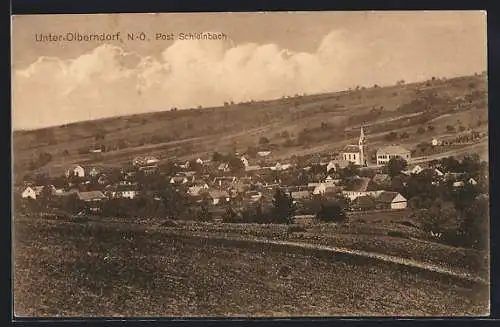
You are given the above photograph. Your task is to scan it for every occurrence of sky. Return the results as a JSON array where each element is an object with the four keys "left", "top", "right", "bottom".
[{"left": 11, "top": 11, "right": 487, "bottom": 130}]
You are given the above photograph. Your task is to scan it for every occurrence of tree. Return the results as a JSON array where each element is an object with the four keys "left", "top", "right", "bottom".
[
  {"left": 316, "top": 201, "right": 346, "bottom": 223},
  {"left": 212, "top": 151, "right": 224, "bottom": 162},
  {"left": 385, "top": 132, "right": 398, "bottom": 141},
  {"left": 417, "top": 126, "right": 426, "bottom": 134},
  {"left": 446, "top": 125, "right": 456, "bottom": 132},
  {"left": 272, "top": 188, "right": 295, "bottom": 224},
  {"left": 259, "top": 136, "right": 270, "bottom": 146},
  {"left": 227, "top": 155, "right": 245, "bottom": 173},
  {"left": 61, "top": 194, "right": 86, "bottom": 215},
  {"left": 246, "top": 146, "right": 258, "bottom": 158},
  {"left": 384, "top": 156, "right": 408, "bottom": 178},
  {"left": 417, "top": 199, "right": 458, "bottom": 234},
  {"left": 427, "top": 125, "right": 435, "bottom": 132},
  {"left": 460, "top": 196, "right": 489, "bottom": 250}
]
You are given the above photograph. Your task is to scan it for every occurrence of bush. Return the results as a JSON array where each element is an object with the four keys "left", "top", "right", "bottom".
[
  {"left": 387, "top": 231, "right": 407, "bottom": 238},
  {"left": 287, "top": 226, "right": 307, "bottom": 233},
  {"left": 316, "top": 202, "right": 346, "bottom": 223}
]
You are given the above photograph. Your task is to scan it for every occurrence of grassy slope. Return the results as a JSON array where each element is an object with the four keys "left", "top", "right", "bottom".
[
  {"left": 13, "top": 74, "right": 488, "bottom": 179},
  {"left": 14, "top": 218, "right": 489, "bottom": 317}
]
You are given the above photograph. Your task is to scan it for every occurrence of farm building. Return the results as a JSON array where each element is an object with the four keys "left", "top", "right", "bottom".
[
  {"left": 351, "top": 195, "right": 377, "bottom": 211},
  {"left": 341, "top": 177, "right": 381, "bottom": 201},
  {"left": 65, "top": 164, "right": 85, "bottom": 178},
  {"left": 207, "top": 190, "right": 231, "bottom": 205},
  {"left": 21, "top": 186, "right": 50, "bottom": 200},
  {"left": 77, "top": 191, "right": 107, "bottom": 202},
  {"left": 376, "top": 145, "right": 411, "bottom": 166},
  {"left": 375, "top": 192, "right": 407, "bottom": 210}
]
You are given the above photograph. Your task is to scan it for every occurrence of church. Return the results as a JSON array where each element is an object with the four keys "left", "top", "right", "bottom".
[{"left": 340, "top": 127, "right": 367, "bottom": 166}]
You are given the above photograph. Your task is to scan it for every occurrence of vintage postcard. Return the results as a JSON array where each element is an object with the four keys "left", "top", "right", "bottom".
[{"left": 12, "top": 11, "right": 489, "bottom": 317}]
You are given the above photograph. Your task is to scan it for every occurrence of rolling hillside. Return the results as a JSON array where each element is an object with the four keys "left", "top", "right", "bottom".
[{"left": 12, "top": 73, "right": 488, "bottom": 182}]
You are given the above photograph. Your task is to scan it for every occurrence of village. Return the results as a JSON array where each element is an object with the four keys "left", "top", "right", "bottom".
[{"left": 16, "top": 125, "right": 488, "bottom": 228}]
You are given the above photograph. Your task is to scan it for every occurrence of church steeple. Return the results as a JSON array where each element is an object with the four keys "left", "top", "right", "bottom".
[{"left": 358, "top": 126, "right": 366, "bottom": 166}]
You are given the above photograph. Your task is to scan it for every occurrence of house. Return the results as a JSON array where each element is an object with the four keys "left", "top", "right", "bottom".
[
  {"left": 218, "top": 163, "right": 230, "bottom": 172},
  {"left": 21, "top": 186, "right": 45, "bottom": 199},
  {"left": 375, "top": 192, "right": 407, "bottom": 210},
  {"left": 431, "top": 138, "right": 440, "bottom": 146},
  {"left": 187, "top": 184, "right": 209, "bottom": 197},
  {"left": 409, "top": 165, "right": 424, "bottom": 175},
  {"left": 98, "top": 174, "right": 110, "bottom": 185},
  {"left": 312, "top": 183, "right": 337, "bottom": 195},
  {"left": 139, "top": 165, "right": 158, "bottom": 174},
  {"left": 257, "top": 151, "right": 271, "bottom": 157},
  {"left": 351, "top": 195, "right": 377, "bottom": 211},
  {"left": 245, "top": 165, "right": 261, "bottom": 172},
  {"left": 207, "top": 190, "right": 231, "bottom": 205},
  {"left": 434, "top": 168, "right": 445, "bottom": 178},
  {"left": 65, "top": 165, "right": 85, "bottom": 178},
  {"left": 77, "top": 191, "right": 107, "bottom": 202},
  {"left": 324, "top": 175, "right": 339, "bottom": 185},
  {"left": 213, "top": 176, "right": 237, "bottom": 188},
  {"left": 246, "top": 190, "right": 262, "bottom": 202},
  {"left": 240, "top": 156, "right": 249, "bottom": 168},
  {"left": 88, "top": 167, "right": 101, "bottom": 178},
  {"left": 444, "top": 172, "right": 466, "bottom": 182},
  {"left": 170, "top": 176, "right": 189, "bottom": 185},
  {"left": 341, "top": 177, "right": 382, "bottom": 201},
  {"left": 376, "top": 145, "right": 411, "bottom": 166},
  {"left": 326, "top": 161, "right": 337, "bottom": 173},
  {"left": 107, "top": 185, "right": 140, "bottom": 199},
  {"left": 468, "top": 178, "right": 478, "bottom": 185},
  {"left": 290, "top": 190, "right": 311, "bottom": 203},
  {"left": 270, "top": 162, "right": 292, "bottom": 171}
]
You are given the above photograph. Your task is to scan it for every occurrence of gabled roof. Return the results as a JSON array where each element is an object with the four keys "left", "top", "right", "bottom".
[
  {"left": 352, "top": 195, "right": 377, "bottom": 208},
  {"left": 208, "top": 190, "right": 230, "bottom": 199},
  {"left": 290, "top": 190, "right": 311, "bottom": 199},
  {"left": 376, "top": 191, "right": 406, "bottom": 203},
  {"left": 342, "top": 145, "right": 360, "bottom": 153},
  {"left": 377, "top": 145, "right": 410, "bottom": 155},
  {"left": 343, "top": 177, "right": 373, "bottom": 192},
  {"left": 77, "top": 191, "right": 106, "bottom": 201}
]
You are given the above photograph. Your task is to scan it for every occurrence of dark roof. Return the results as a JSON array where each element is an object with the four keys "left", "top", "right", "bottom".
[
  {"left": 342, "top": 145, "right": 360, "bottom": 153},
  {"left": 77, "top": 191, "right": 106, "bottom": 201},
  {"left": 352, "top": 195, "right": 377, "bottom": 208},
  {"left": 376, "top": 191, "right": 405, "bottom": 203},
  {"left": 344, "top": 177, "right": 373, "bottom": 192}
]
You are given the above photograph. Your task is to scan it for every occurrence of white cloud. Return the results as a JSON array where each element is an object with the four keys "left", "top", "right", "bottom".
[{"left": 12, "top": 28, "right": 485, "bottom": 130}]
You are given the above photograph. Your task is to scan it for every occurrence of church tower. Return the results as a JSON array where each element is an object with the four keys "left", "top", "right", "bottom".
[{"left": 358, "top": 126, "right": 366, "bottom": 166}]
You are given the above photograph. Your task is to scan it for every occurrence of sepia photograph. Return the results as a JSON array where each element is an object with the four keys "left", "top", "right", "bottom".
[{"left": 11, "top": 11, "right": 490, "bottom": 317}]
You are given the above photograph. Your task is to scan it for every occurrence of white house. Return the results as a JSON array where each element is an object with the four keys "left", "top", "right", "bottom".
[
  {"left": 257, "top": 151, "right": 271, "bottom": 157},
  {"left": 376, "top": 145, "right": 411, "bottom": 166},
  {"left": 326, "top": 161, "right": 337, "bottom": 173},
  {"left": 341, "top": 177, "right": 382, "bottom": 201},
  {"left": 195, "top": 158, "right": 204, "bottom": 165},
  {"left": 170, "top": 176, "right": 189, "bottom": 185},
  {"left": 65, "top": 165, "right": 85, "bottom": 178},
  {"left": 187, "top": 184, "right": 209, "bottom": 197},
  {"left": 240, "top": 156, "right": 249, "bottom": 168},
  {"left": 207, "top": 190, "right": 231, "bottom": 205},
  {"left": 376, "top": 191, "right": 407, "bottom": 210},
  {"left": 21, "top": 186, "right": 43, "bottom": 199}
]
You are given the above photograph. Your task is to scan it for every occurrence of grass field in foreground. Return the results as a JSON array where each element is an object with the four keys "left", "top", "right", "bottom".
[{"left": 13, "top": 218, "right": 489, "bottom": 317}]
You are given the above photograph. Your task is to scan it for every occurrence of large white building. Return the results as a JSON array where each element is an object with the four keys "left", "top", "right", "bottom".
[
  {"left": 340, "top": 127, "right": 367, "bottom": 166},
  {"left": 376, "top": 145, "right": 411, "bottom": 166}
]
